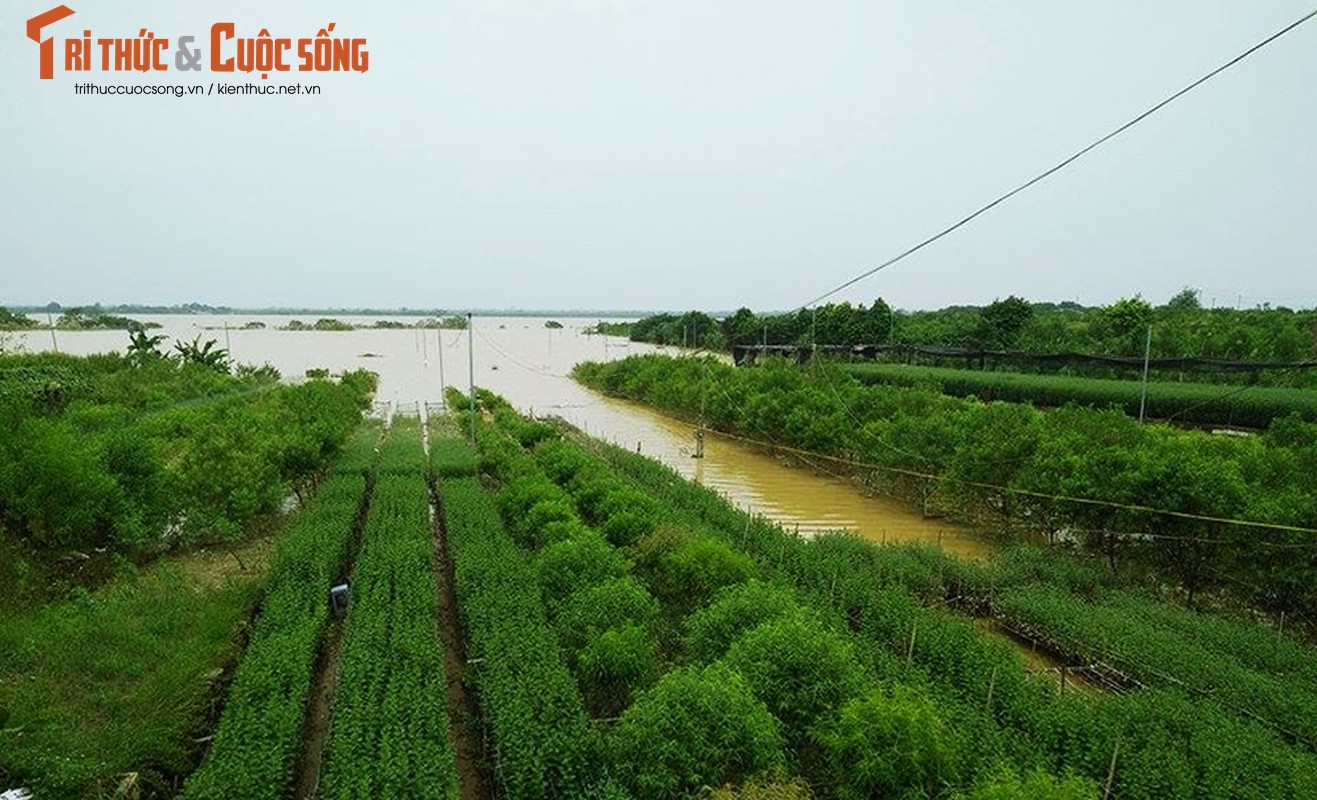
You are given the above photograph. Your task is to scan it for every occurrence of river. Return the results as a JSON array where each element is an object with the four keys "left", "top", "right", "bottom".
[{"left": 11, "top": 314, "right": 991, "bottom": 559}]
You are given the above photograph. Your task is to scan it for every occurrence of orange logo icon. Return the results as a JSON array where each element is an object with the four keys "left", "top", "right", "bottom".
[{"left": 27, "top": 5, "right": 75, "bottom": 79}]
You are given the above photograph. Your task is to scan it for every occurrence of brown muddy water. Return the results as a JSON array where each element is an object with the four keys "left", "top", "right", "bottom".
[{"left": 14, "top": 315, "right": 992, "bottom": 559}]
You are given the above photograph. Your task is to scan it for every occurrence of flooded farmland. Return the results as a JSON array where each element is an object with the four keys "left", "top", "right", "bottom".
[{"left": 13, "top": 314, "right": 992, "bottom": 559}]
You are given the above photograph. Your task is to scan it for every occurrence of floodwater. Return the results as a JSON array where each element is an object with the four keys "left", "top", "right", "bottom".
[{"left": 11, "top": 314, "right": 992, "bottom": 559}]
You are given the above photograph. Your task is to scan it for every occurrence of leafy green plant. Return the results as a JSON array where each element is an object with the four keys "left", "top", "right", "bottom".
[
  {"left": 576, "top": 622, "right": 660, "bottom": 718},
  {"left": 612, "top": 663, "right": 784, "bottom": 799},
  {"left": 723, "top": 613, "right": 867, "bottom": 742},
  {"left": 684, "top": 580, "right": 802, "bottom": 663},
  {"left": 173, "top": 336, "right": 230, "bottom": 373},
  {"left": 811, "top": 685, "right": 958, "bottom": 800}
]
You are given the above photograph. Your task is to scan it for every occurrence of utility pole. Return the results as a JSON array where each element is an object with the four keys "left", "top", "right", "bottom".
[
  {"left": 467, "top": 313, "right": 476, "bottom": 443},
  {"left": 1138, "top": 326, "right": 1152, "bottom": 423},
  {"left": 46, "top": 309, "right": 58, "bottom": 353},
  {"left": 437, "top": 328, "right": 446, "bottom": 408},
  {"left": 696, "top": 355, "right": 707, "bottom": 459}
]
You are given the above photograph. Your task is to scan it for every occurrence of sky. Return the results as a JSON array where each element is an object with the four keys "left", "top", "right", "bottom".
[{"left": 2, "top": 1, "right": 1314, "bottom": 312}]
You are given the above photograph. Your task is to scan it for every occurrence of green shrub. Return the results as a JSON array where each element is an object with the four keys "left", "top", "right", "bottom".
[
  {"left": 577, "top": 623, "right": 660, "bottom": 718},
  {"left": 811, "top": 686, "right": 958, "bottom": 800},
  {"left": 956, "top": 768, "right": 1098, "bottom": 800},
  {"left": 601, "top": 511, "right": 657, "bottom": 548},
  {"left": 684, "top": 580, "right": 802, "bottom": 663},
  {"left": 554, "top": 576, "right": 661, "bottom": 653},
  {"left": 723, "top": 614, "right": 867, "bottom": 744},
  {"left": 613, "top": 664, "right": 784, "bottom": 799},
  {"left": 651, "top": 535, "right": 756, "bottom": 614},
  {"left": 535, "top": 533, "right": 630, "bottom": 608},
  {"left": 708, "top": 777, "right": 814, "bottom": 799}
]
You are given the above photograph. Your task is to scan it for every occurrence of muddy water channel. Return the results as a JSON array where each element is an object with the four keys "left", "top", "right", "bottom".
[{"left": 16, "top": 315, "right": 989, "bottom": 558}]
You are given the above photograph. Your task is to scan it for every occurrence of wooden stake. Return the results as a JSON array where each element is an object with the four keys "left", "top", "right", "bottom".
[
  {"left": 986, "top": 665, "right": 998, "bottom": 714},
  {"left": 906, "top": 621, "right": 918, "bottom": 665},
  {"left": 1103, "top": 737, "right": 1121, "bottom": 800}
]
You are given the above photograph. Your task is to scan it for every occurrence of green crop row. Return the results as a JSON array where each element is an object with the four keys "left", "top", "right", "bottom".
[
  {"left": 995, "top": 584, "right": 1317, "bottom": 748},
  {"left": 179, "top": 473, "right": 367, "bottom": 800},
  {"left": 319, "top": 474, "right": 458, "bottom": 799},
  {"left": 331, "top": 418, "right": 383, "bottom": 477},
  {"left": 437, "top": 470, "right": 595, "bottom": 798},
  {"left": 429, "top": 438, "right": 477, "bottom": 479},
  {"left": 377, "top": 414, "right": 427, "bottom": 475},
  {"left": 580, "top": 433, "right": 1317, "bottom": 800},
  {"left": 475, "top": 403, "right": 1094, "bottom": 799},
  {"left": 477, "top": 419, "right": 666, "bottom": 725},
  {"left": 1098, "top": 592, "right": 1317, "bottom": 690},
  {"left": 845, "top": 363, "right": 1317, "bottom": 429}
]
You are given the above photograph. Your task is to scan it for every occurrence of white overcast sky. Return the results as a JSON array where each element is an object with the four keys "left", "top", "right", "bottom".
[{"left": 2, "top": 1, "right": 1314, "bottom": 311}]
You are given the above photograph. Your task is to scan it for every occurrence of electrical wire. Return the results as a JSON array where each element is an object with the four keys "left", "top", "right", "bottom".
[{"left": 799, "top": 6, "right": 1317, "bottom": 310}]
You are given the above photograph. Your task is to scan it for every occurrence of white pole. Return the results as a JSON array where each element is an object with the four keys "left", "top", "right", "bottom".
[
  {"left": 437, "top": 328, "right": 446, "bottom": 408},
  {"left": 467, "top": 313, "right": 476, "bottom": 443},
  {"left": 1138, "top": 326, "right": 1152, "bottom": 423}
]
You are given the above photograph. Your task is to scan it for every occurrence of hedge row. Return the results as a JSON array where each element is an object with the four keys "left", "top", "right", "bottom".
[{"left": 845, "top": 362, "right": 1317, "bottom": 429}]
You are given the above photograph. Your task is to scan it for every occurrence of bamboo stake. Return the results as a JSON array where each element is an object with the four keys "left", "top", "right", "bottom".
[{"left": 1103, "top": 737, "right": 1121, "bottom": 800}]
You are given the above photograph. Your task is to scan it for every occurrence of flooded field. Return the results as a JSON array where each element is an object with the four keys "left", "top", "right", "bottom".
[{"left": 13, "top": 315, "right": 993, "bottom": 559}]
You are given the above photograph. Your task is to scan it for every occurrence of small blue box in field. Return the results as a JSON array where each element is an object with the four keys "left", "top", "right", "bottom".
[{"left": 330, "top": 584, "right": 351, "bottom": 619}]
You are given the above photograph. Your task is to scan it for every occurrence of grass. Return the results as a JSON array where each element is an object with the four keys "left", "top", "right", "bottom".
[
  {"left": 845, "top": 362, "right": 1317, "bottom": 428},
  {"left": 0, "top": 555, "right": 265, "bottom": 799}
]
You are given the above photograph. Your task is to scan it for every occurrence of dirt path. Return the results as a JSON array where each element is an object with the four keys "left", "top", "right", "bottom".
[{"left": 429, "top": 480, "right": 493, "bottom": 800}]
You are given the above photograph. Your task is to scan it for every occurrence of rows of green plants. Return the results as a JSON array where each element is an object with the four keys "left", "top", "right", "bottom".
[
  {"left": 477, "top": 411, "right": 812, "bottom": 795},
  {"left": 575, "top": 429, "right": 1317, "bottom": 800},
  {"left": 319, "top": 471, "right": 459, "bottom": 799},
  {"left": 475, "top": 402, "right": 1097, "bottom": 799},
  {"left": 994, "top": 584, "right": 1317, "bottom": 748},
  {"left": 437, "top": 470, "right": 596, "bottom": 798},
  {"left": 180, "top": 464, "right": 372, "bottom": 798},
  {"left": 845, "top": 362, "right": 1317, "bottom": 428},
  {"left": 377, "top": 414, "right": 428, "bottom": 475},
  {"left": 1098, "top": 592, "right": 1317, "bottom": 690},
  {"left": 429, "top": 432, "right": 478, "bottom": 479},
  {"left": 574, "top": 354, "right": 1317, "bottom": 619},
  {"left": 942, "top": 540, "right": 1317, "bottom": 690}
]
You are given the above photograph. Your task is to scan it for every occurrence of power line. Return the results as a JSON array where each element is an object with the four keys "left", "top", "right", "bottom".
[{"left": 800, "top": 7, "right": 1317, "bottom": 310}]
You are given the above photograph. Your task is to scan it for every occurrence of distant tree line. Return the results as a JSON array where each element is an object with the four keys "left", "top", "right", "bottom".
[{"left": 626, "top": 290, "right": 1317, "bottom": 384}]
